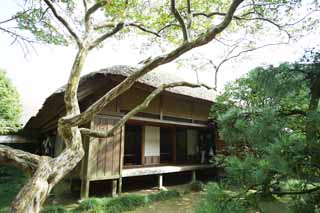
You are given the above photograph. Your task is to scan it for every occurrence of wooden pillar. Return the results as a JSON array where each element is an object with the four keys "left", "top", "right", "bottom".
[
  {"left": 112, "top": 180, "right": 118, "bottom": 197},
  {"left": 191, "top": 170, "right": 196, "bottom": 182},
  {"left": 81, "top": 179, "right": 90, "bottom": 200},
  {"left": 158, "top": 174, "right": 163, "bottom": 189},
  {"left": 172, "top": 127, "right": 176, "bottom": 164},
  {"left": 118, "top": 178, "right": 122, "bottom": 195}
]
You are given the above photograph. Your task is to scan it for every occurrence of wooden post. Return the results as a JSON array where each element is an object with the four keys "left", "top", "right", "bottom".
[
  {"left": 118, "top": 178, "right": 122, "bottom": 195},
  {"left": 158, "top": 174, "right": 163, "bottom": 189},
  {"left": 112, "top": 180, "right": 118, "bottom": 197},
  {"left": 192, "top": 170, "right": 196, "bottom": 182},
  {"left": 172, "top": 127, "right": 176, "bottom": 164},
  {"left": 80, "top": 179, "right": 90, "bottom": 200}
]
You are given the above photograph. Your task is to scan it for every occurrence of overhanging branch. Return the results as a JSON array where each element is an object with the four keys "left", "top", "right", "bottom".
[
  {"left": 43, "top": 0, "right": 81, "bottom": 47},
  {"left": 0, "top": 145, "right": 41, "bottom": 175},
  {"left": 80, "top": 81, "right": 212, "bottom": 138},
  {"left": 84, "top": 0, "right": 110, "bottom": 33},
  {"left": 60, "top": 0, "right": 244, "bottom": 127},
  {"left": 89, "top": 22, "right": 124, "bottom": 50},
  {"left": 170, "top": 0, "right": 189, "bottom": 42}
]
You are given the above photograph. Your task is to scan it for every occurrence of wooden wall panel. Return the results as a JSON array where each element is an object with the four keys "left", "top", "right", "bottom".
[
  {"left": 99, "top": 99, "right": 117, "bottom": 114},
  {"left": 119, "top": 87, "right": 160, "bottom": 114},
  {"left": 87, "top": 116, "right": 122, "bottom": 180},
  {"left": 162, "top": 95, "right": 192, "bottom": 118},
  {"left": 192, "top": 102, "right": 211, "bottom": 121}
]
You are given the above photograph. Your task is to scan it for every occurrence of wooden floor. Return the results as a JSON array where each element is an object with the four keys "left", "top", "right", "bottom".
[{"left": 122, "top": 164, "right": 213, "bottom": 177}]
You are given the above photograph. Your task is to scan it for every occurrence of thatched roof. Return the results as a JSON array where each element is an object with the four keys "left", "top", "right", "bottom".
[{"left": 24, "top": 65, "right": 216, "bottom": 134}]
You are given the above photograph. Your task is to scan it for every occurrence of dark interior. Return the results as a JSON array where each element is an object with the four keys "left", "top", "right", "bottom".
[
  {"left": 124, "top": 125, "right": 142, "bottom": 166},
  {"left": 176, "top": 128, "right": 187, "bottom": 163},
  {"left": 160, "top": 127, "right": 173, "bottom": 163}
]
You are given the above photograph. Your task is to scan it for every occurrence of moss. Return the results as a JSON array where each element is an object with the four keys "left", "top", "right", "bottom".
[
  {"left": 189, "top": 181, "right": 204, "bottom": 192},
  {"left": 41, "top": 205, "right": 68, "bottom": 213},
  {"left": 102, "top": 194, "right": 146, "bottom": 213},
  {"left": 0, "top": 166, "right": 26, "bottom": 211},
  {"left": 76, "top": 198, "right": 102, "bottom": 212},
  {"left": 146, "top": 190, "right": 180, "bottom": 203}
]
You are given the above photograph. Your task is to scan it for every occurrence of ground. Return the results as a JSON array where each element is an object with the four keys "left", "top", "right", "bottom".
[{"left": 0, "top": 166, "right": 292, "bottom": 213}]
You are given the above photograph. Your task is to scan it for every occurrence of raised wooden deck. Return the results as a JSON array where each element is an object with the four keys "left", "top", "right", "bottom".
[{"left": 122, "top": 164, "right": 213, "bottom": 177}]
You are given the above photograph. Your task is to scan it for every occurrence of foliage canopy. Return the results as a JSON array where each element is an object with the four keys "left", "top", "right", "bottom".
[
  {"left": 0, "top": 69, "right": 22, "bottom": 134},
  {"left": 210, "top": 49, "right": 320, "bottom": 211}
]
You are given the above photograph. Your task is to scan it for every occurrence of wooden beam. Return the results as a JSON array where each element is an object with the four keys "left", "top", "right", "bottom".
[
  {"left": 111, "top": 179, "right": 118, "bottom": 197},
  {"left": 158, "top": 174, "right": 163, "bottom": 189},
  {"left": 141, "top": 126, "right": 145, "bottom": 165},
  {"left": 122, "top": 164, "right": 213, "bottom": 177},
  {"left": 131, "top": 116, "right": 206, "bottom": 128},
  {"left": 172, "top": 127, "right": 176, "bottom": 164},
  {"left": 81, "top": 179, "right": 90, "bottom": 200},
  {"left": 118, "top": 178, "right": 122, "bottom": 195},
  {"left": 192, "top": 170, "right": 196, "bottom": 182}
]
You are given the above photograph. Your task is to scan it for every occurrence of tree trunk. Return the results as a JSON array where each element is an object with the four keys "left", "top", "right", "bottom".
[
  {"left": 9, "top": 46, "right": 88, "bottom": 213},
  {"left": 306, "top": 77, "right": 320, "bottom": 144},
  {"left": 9, "top": 128, "right": 84, "bottom": 213}
]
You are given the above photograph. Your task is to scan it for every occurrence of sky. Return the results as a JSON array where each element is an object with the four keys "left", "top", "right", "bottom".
[{"left": 0, "top": 0, "right": 319, "bottom": 124}]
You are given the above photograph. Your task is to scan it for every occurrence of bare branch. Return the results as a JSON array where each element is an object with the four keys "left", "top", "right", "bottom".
[
  {"left": 0, "top": 145, "right": 41, "bottom": 175},
  {"left": 157, "top": 23, "right": 180, "bottom": 34},
  {"left": 186, "top": 0, "right": 192, "bottom": 29},
  {"left": 84, "top": 0, "right": 109, "bottom": 33},
  {"left": 89, "top": 22, "right": 124, "bottom": 50},
  {"left": 82, "top": 0, "right": 88, "bottom": 16},
  {"left": 212, "top": 42, "right": 288, "bottom": 89},
  {"left": 43, "top": 0, "right": 82, "bottom": 47},
  {"left": 94, "top": 22, "right": 161, "bottom": 37},
  {"left": 127, "top": 23, "right": 161, "bottom": 37},
  {"left": 61, "top": 0, "right": 244, "bottom": 127},
  {"left": 170, "top": 0, "right": 189, "bottom": 42},
  {"left": 80, "top": 81, "right": 212, "bottom": 138}
]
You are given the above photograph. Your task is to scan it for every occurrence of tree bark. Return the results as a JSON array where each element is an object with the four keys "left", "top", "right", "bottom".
[{"left": 306, "top": 77, "right": 320, "bottom": 144}]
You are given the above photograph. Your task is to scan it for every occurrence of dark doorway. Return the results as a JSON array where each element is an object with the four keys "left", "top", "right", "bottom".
[
  {"left": 176, "top": 128, "right": 187, "bottom": 163},
  {"left": 160, "top": 127, "right": 173, "bottom": 163},
  {"left": 124, "top": 125, "right": 142, "bottom": 166}
]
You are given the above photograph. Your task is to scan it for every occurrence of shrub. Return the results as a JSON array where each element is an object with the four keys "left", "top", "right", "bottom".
[
  {"left": 146, "top": 190, "right": 180, "bottom": 203},
  {"left": 189, "top": 181, "right": 204, "bottom": 192},
  {"left": 102, "top": 194, "right": 146, "bottom": 213},
  {"left": 77, "top": 198, "right": 102, "bottom": 212},
  {"left": 196, "top": 183, "right": 248, "bottom": 213},
  {"left": 41, "top": 205, "right": 67, "bottom": 213}
]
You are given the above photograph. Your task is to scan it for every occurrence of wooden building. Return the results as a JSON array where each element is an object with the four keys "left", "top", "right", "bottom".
[{"left": 24, "top": 65, "right": 223, "bottom": 199}]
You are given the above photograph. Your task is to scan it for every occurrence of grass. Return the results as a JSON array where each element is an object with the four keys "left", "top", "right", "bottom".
[
  {"left": 73, "top": 190, "right": 181, "bottom": 213},
  {"left": 0, "top": 166, "right": 27, "bottom": 212},
  {"left": 0, "top": 166, "right": 186, "bottom": 212}
]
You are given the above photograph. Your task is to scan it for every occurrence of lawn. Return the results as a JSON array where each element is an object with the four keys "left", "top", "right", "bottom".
[{"left": 0, "top": 166, "right": 27, "bottom": 212}]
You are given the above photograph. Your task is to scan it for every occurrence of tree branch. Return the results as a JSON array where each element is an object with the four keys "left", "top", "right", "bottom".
[
  {"left": 60, "top": 0, "right": 244, "bottom": 127},
  {"left": 84, "top": 0, "right": 110, "bottom": 33},
  {"left": 213, "top": 42, "right": 288, "bottom": 89},
  {"left": 80, "top": 81, "right": 212, "bottom": 138},
  {"left": 89, "top": 22, "right": 124, "bottom": 50},
  {"left": 0, "top": 145, "right": 41, "bottom": 175},
  {"left": 94, "top": 22, "right": 161, "bottom": 37},
  {"left": 127, "top": 23, "right": 161, "bottom": 37},
  {"left": 170, "top": 0, "right": 189, "bottom": 42},
  {"left": 272, "top": 186, "right": 320, "bottom": 195},
  {"left": 43, "top": 0, "right": 81, "bottom": 47}
]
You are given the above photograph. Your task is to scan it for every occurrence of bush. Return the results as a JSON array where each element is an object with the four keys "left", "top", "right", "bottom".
[
  {"left": 102, "top": 194, "right": 146, "bottom": 213},
  {"left": 77, "top": 198, "right": 102, "bottom": 212},
  {"left": 146, "top": 190, "right": 180, "bottom": 203},
  {"left": 189, "top": 181, "right": 204, "bottom": 192},
  {"left": 41, "top": 205, "right": 67, "bottom": 213},
  {"left": 196, "top": 183, "right": 248, "bottom": 213}
]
